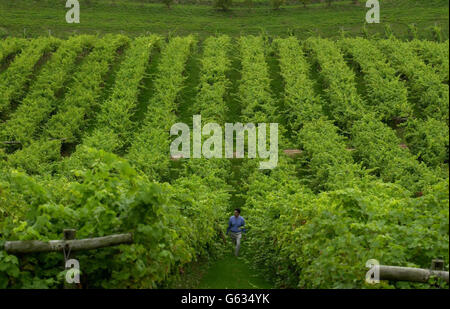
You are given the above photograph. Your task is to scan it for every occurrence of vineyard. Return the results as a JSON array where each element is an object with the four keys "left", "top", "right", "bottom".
[{"left": 0, "top": 34, "right": 448, "bottom": 289}]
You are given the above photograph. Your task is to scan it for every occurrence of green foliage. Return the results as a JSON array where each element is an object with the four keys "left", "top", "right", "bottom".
[
  {"left": 384, "top": 24, "right": 394, "bottom": 39},
  {"left": 339, "top": 37, "right": 413, "bottom": 120},
  {"left": 77, "top": 35, "right": 160, "bottom": 154},
  {"left": 127, "top": 36, "right": 196, "bottom": 181},
  {"left": 243, "top": 162, "right": 449, "bottom": 288},
  {"left": 403, "top": 118, "right": 449, "bottom": 167},
  {"left": 0, "top": 149, "right": 228, "bottom": 288},
  {"left": 43, "top": 35, "right": 130, "bottom": 143},
  {"left": 304, "top": 37, "right": 365, "bottom": 130},
  {"left": 350, "top": 115, "right": 440, "bottom": 194},
  {"left": 297, "top": 118, "right": 364, "bottom": 192},
  {"left": 408, "top": 23, "right": 418, "bottom": 40},
  {"left": 238, "top": 35, "right": 277, "bottom": 124},
  {"left": 0, "top": 35, "right": 94, "bottom": 145},
  {"left": 0, "top": 37, "right": 27, "bottom": 64},
  {"left": 194, "top": 35, "right": 232, "bottom": 124},
  {"left": 431, "top": 24, "right": 443, "bottom": 42},
  {"left": 0, "top": 37, "right": 60, "bottom": 116},
  {"left": 378, "top": 38, "right": 449, "bottom": 122},
  {"left": 409, "top": 39, "right": 449, "bottom": 84},
  {"left": 3, "top": 35, "right": 129, "bottom": 175},
  {"left": 275, "top": 37, "right": 322, "bottom": 136},
  {"left": 0, "top": 35, "right": 448, "bottom": 290}
]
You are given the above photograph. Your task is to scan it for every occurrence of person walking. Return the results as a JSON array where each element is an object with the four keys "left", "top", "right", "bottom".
[{"left": 226, "top": 208, "right": 246, "bottom": 257}]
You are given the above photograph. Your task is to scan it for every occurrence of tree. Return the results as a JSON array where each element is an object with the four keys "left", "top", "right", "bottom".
[
  {"left": 214, "top": 0, "right": 232, "bottom": 11},
  {"left": 162, "top": 0, "right": 174, "bottom": 9},
  {"left": 300, "top": 0, "right": 310, "bottom": 8}
]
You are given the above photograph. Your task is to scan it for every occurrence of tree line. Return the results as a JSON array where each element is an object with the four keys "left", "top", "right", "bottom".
[{"left": 155, "top": 0, "right": 364, "bottom": 10}]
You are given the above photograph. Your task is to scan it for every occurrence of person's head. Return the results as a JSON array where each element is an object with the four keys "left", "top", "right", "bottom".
[{"left": 234, "top": 208, "right": 241, "bottom": 217}]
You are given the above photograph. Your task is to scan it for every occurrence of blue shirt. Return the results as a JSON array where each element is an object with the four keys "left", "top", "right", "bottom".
[{"left": 227, "top": 215, "right": 246, "bottom": 234}]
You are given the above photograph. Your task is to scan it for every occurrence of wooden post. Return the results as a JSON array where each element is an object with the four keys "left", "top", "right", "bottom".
[
  {"left": 64, "top": 229, "right": 76, "bottom": 242},
  {"left": 431, "top": 259, "right": 444, "bottom": 271},
  {"left": 63, "top": 229, "right": 78, "bottom": 289}
]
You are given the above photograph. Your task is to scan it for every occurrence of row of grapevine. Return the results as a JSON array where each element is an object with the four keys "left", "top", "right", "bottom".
[
  {"left": 297, "top": 119, "right": 363, "bottom": 192},
  {"left": 349, "top": 115, "right": 441, "bottom": 193},
  {"left": 0, "top": 37, "right": 60, "bottom": 115},
  {"left": 375, "top": 39, "right": 449, "bottom": 167},
  {"left": 80, "top": 35, "right": 160, "bottom": 154},
  {"left": 176, "top": 35, "right": 234, "bottom": 184},
  {"left": 377, "top": 38, "right": 449, "bottom": 122},
  {"left": 241, "top": 37, "right": 448, "bottom": 289},
  {"left": 274, "top": 37, "right": 323, "bottom": 138},
  {"left": 0, "top": 37, "right": 27, "bottom": 66},
  {"left": 339, "top": 37, "right": 413, "bottom": 121},
  {"left": 339, "top": 38, "right": 448, "bottom": 167},
  {"left": 55, "top": 35, "right": 160, "bottom": 178},
  {"left": 42, "top": 34, "right": 129, "bottom": 143},
  {"left": 0, "top": 35, "right": 232, "bottom": 289},
  {"left": 126, "top": 36, "right": 196, "bottom": 181},
  {"left": 238, "top": 35, "right": 277, "bottom": 124},
  {"left": 304, "top": 37, "right": 365, "bottom": 130},
  {"left": 273, "top": 37, "right": 360, "bottom": 192},
  {"left": 0, "top": 147, "right": 228, "bottom": 288},
  {"left": 304, "top": 38, "right": 439, "bottom": 193},
  {"left": 6, "top": 35, "right": 129, "bottom": 174},
  {"left": 402, "top": 118, "right": 449, "bottom": 167},
  {"left": 192, "top": 35, "right": 231, "bottom": 124},
  {"left": 243, "top": 38, "right": 364, "bottom": 285},
  {"left": 408, "top": 39, "right": 449, "bottom": 84},
  {"left": 0, "top": 35, "right": 95, "bottom": 147},
  {"left": 237, "top": 36, "right": 308, "bottom": 286},
  {"left": 243, "top": 162, "right": 449, "bottom": 288},
  {"left": 171, "top": 36, "right": 235, "bottom": 261}
]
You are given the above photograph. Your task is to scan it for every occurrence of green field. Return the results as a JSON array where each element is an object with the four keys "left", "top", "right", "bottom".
[
  {"left": 0, "top": 0, "right": 449, "bottom": 39},
  {"left": 0, "top": 0, "right": 449, "bottom": 290}
]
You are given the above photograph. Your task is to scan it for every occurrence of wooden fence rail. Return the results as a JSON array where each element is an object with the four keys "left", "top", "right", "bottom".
[
  {"left": 378, "top": 265, "right": 449, "bottom": 284},
  {"left": 2, "top": 229, "right": 134, "bottom": 289},
  {"left": 3, "top": 233, "right": 133, "bottom": 254}
]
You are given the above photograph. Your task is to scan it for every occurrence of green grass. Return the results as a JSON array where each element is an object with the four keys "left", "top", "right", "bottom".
[
  {"left": 197, "top": 253, "right": 273, "bottom": 289},
  {"left": 0, "top": 0, "right": 448, "bottom": 40},
  {"left": 171, "top": 251, "right": 273, "bottom": 289}
]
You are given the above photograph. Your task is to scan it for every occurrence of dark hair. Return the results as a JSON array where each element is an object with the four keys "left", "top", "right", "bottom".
[{"left": 234, "top": 208, "right": 241, "bottom": 214}]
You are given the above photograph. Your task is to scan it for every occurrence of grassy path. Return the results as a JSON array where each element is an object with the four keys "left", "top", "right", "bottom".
[
  {"left": 197, "top": 253, "right": 273, "bottom": 289},
  {"left": 170, "top": 248, "right": 274, "bottom": 289},
  {"left": 165, "top": 35, "right": 273, "bottom": 290}
]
